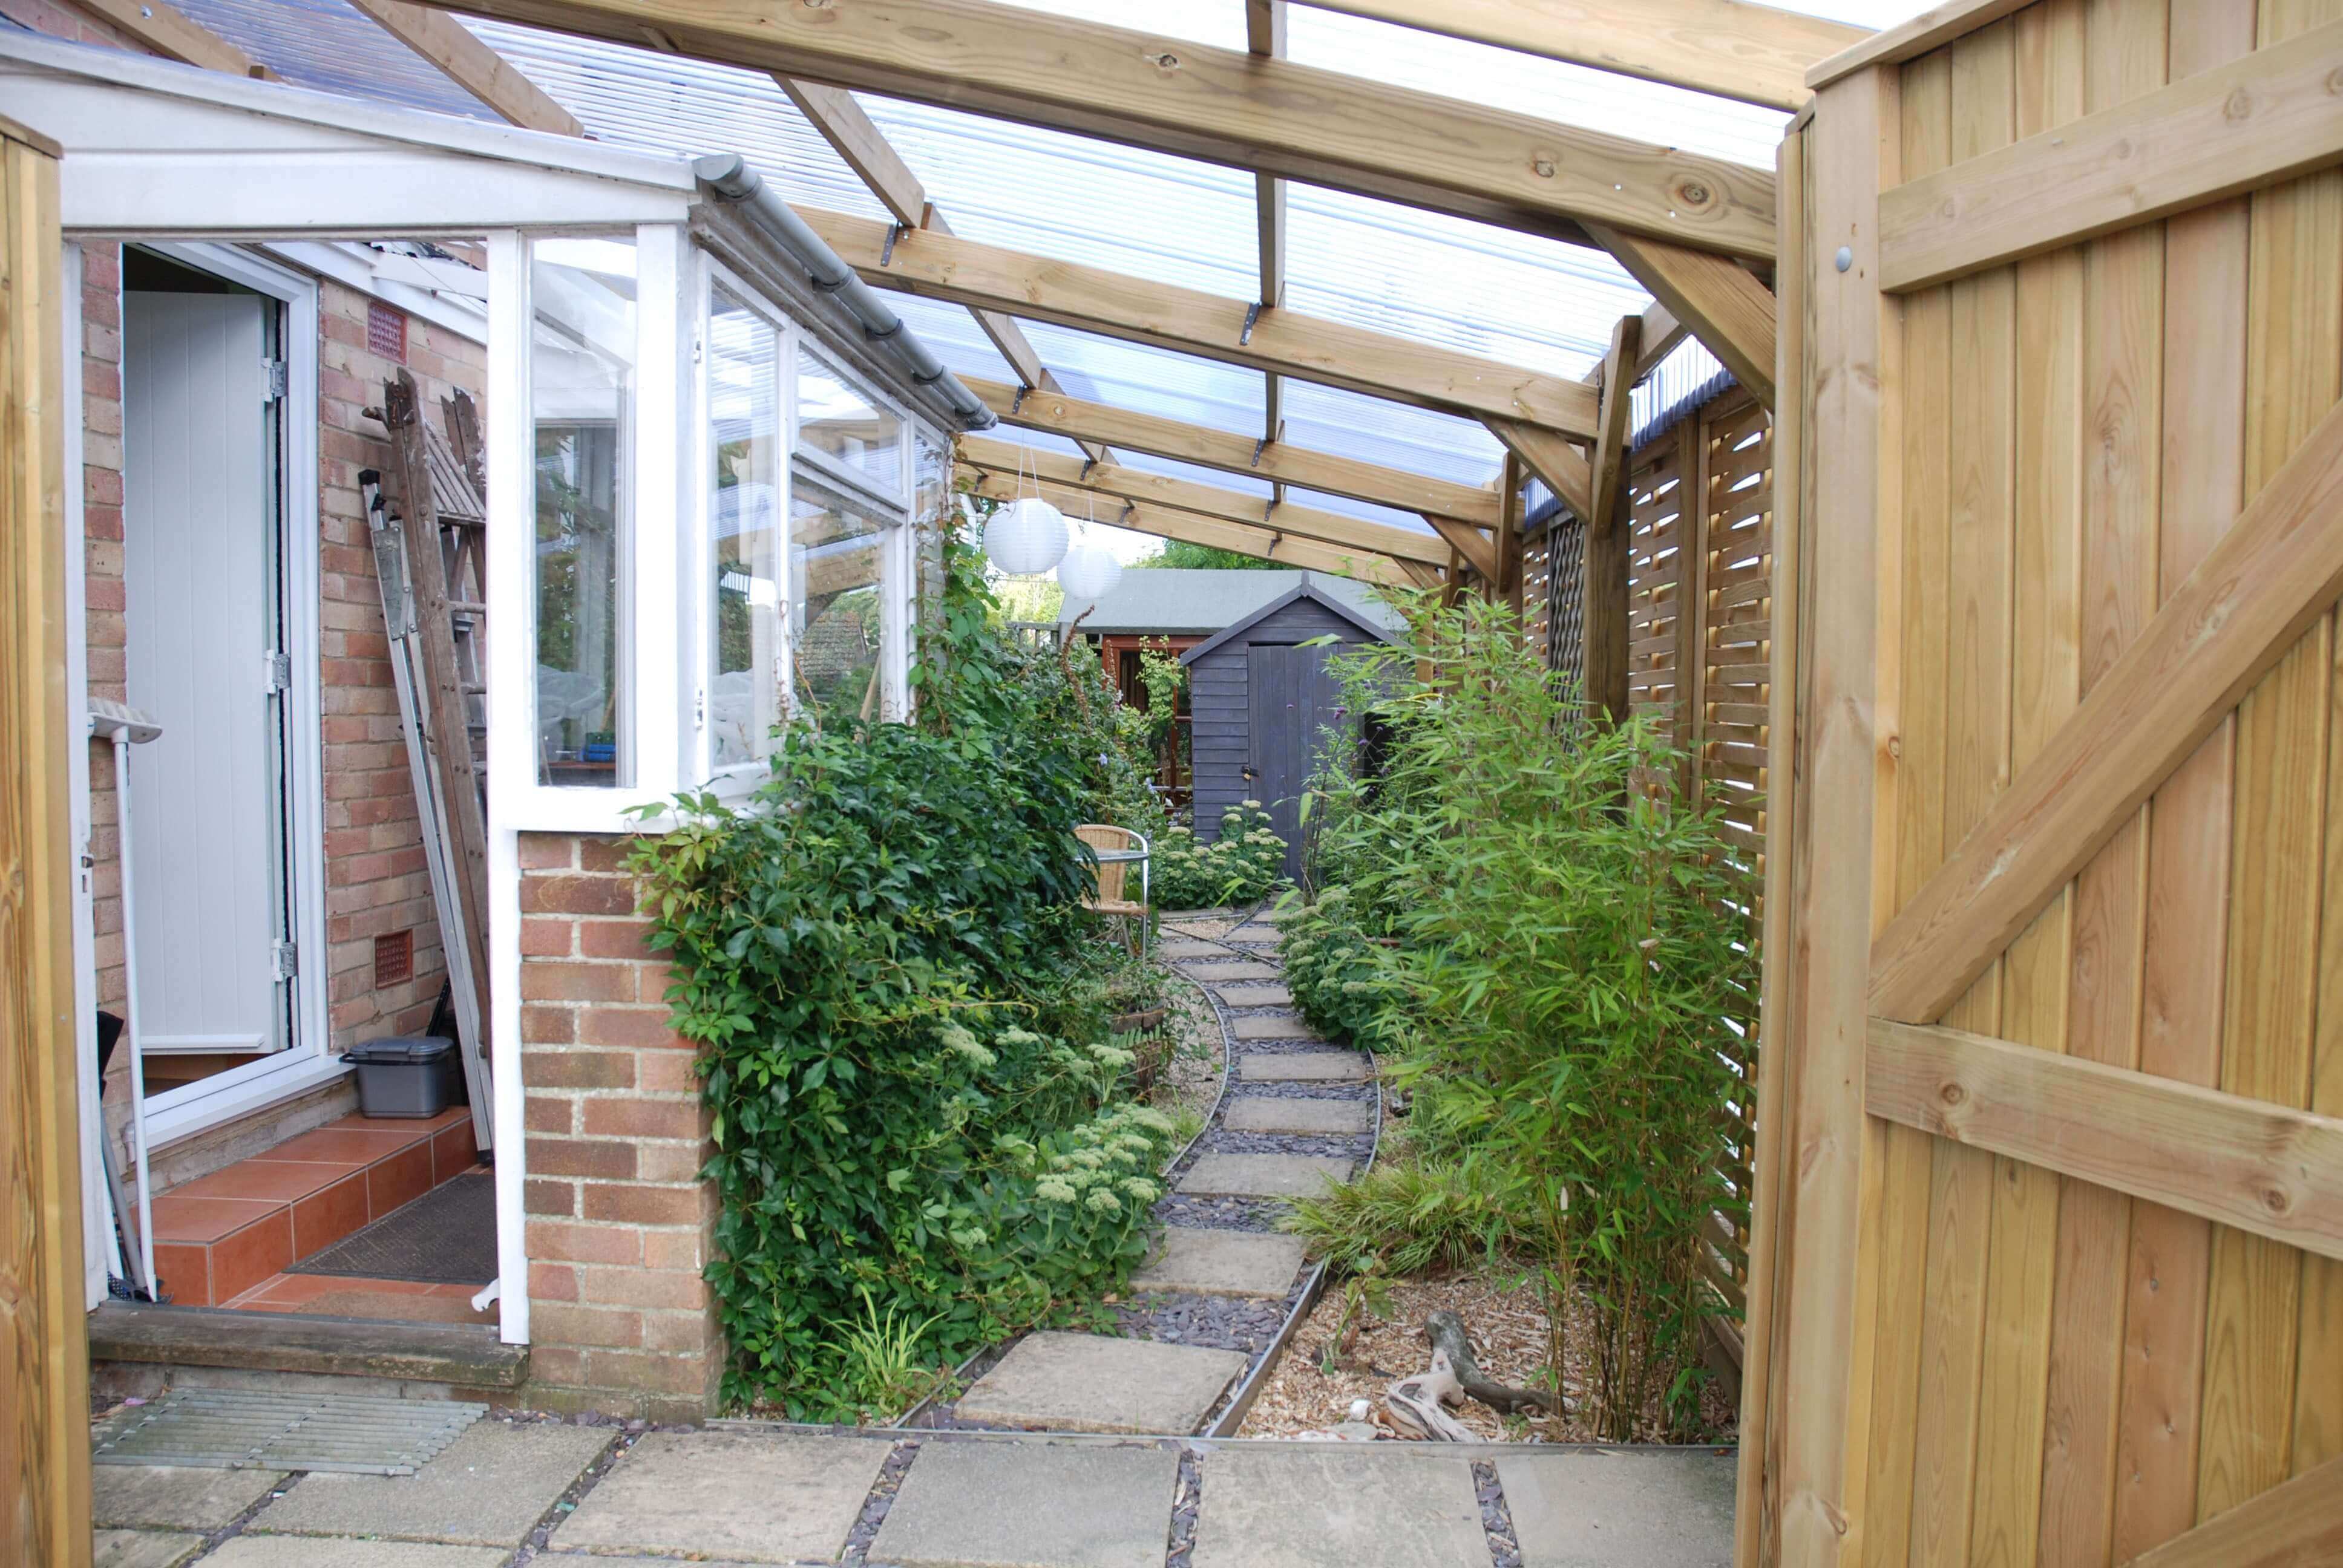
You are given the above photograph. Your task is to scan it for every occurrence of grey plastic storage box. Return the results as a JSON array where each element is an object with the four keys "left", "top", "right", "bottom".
[{"left": 343, "top": 1035, "right": 460, "bottom": 1119}]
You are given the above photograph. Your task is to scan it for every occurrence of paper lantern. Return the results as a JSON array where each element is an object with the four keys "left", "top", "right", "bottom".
[
  {"left": 983, "top": 496, "right": 1068, "bottom": 576},
  {"left": 1057, "top": 541, "right": 1122, "bottom": 603}
]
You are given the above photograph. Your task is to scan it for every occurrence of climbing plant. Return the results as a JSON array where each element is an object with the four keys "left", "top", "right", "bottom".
[{"left": 628, "top": 531, "right": 1173, "bottom": 1419}]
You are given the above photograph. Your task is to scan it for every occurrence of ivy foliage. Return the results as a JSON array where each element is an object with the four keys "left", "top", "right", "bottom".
[{"left": 626, "top": 529, "right": 1172, "bottom": 1419}]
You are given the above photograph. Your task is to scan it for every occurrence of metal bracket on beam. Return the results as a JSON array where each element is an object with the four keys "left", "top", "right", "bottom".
[
  {"left": 880, "top": 223, "right": 909, "bottom": 267},
  {"left": 1251, "top": 435, "right": 1271, "bottom": 468},
  {"left": 1011, "top": 384, "right": 1032, "bottom": 417},
  {"left": 1079, "top": 459, "right": 1098, "bottom": 482},
  {"left": 1119, "top": 502, "right": 1138, "bottom": 527},
  {"left": 1240, "top": 302, "right": 1262, "bottom": 347}
]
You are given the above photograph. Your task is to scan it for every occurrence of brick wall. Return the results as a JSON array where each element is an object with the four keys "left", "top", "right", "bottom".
[{"left": 517, "top": 832, "right": 725, "bottom": 1420}]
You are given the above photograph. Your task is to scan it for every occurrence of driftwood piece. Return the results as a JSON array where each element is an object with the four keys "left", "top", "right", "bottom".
[
  {"left": 1424, "top": 1308, "right": 1557, "bottom": 1416},
  {"left": 1384, "top": 1350, "right": 1480, "bottom": 1442}
]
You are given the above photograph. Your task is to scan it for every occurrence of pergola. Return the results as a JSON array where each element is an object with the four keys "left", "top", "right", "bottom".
[{"left": 85, "top": 0, "right": 1862, "bottom": 696}]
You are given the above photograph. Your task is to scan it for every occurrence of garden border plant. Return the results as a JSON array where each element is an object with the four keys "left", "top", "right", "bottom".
[
  {"left": 1280, "top": 591, "right": 1754, "bottom": 1443},
  {"left": 626, "top": 528, "right": 1178, "bottom": 1420}
]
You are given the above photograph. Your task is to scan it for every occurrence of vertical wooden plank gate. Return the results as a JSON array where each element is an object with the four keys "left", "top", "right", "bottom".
[
  {"left": 1746, "top": 1, "right": 2343, "bottom": 1563},
  {"left": 0, "top": 111, "right": 92, "bottom": 1567}
]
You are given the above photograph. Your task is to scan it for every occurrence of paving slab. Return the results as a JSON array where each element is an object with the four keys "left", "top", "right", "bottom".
[
  {"left": 1238, "top": 1051, "right": 1367, "bottom": 1082},
  {"left": 1190, "top": 961, "right": 1280, "bottom": 981},
  {"left": 93, "top": 1464, "right": 288, "bottom": 1530},
  {"left": 203, "top": 1540, "right": 510, "bottom": 1568},
  {"left": 871, "top": 1438, "right": 1179, "bottom": 1568},
  {"left": 1158, "top": 939, "right": 1229, "bottom": 960},
  {"left": 1216, "top": 984, "right": 1294, "bottom": 1007},
  {"left": 553, "top": 1429, "right": 887, "bottom": 1563},
  {"left": 1232, "top": 1015, "right": 1325, "bottom": 1042},
  {"left": 1495, "top": 1451, "right": 1735, "bottom": 1568},
  {"left": 1177, "top": 1153, "right": 1354, "bottom": 1199},
  {"left": 956, "top": 1331, "right": 1247, "bottom": 1434},
  {"left": 1223, "top": 1097, "right": 1375, "bottom": 1135},
  {"left": 251, "top": 1419, "right": 611, "bottom": 1547},
  {"left": 1191, "top": 1446, "right": 1486, "bottom": 1568},
  {"left": 93, "top": 1530, "right": 205, "bottom": 1568},
  {"left": 1134, "top": 1228, "right": 1309, "bottom": 1297}
]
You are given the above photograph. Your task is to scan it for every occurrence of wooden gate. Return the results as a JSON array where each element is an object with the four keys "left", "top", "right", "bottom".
[
  {"left": 1748, "top": 2, "right": 2343, "bottom": 1564},
  {"left": 1, "top": 111, "right": 92, "bottom": 1567}
]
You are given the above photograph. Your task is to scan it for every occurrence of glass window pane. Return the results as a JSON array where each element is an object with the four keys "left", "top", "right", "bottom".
[
  {"left": 531, "top": 235, "right": 637, "bottom": 788},
  {"left": 796, "top": 348, "right": 902, "bottom": 494},
  {"left": 790, "top": 477, "right": 888, "bottom": 728},
  {"left": 708, "top": 288, "right": 784, "bottom": 771}
]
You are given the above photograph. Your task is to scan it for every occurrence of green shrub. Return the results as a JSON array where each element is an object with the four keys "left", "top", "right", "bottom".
[
  {"left": 1152, "top": 800, "right": 1286, "bottom": 909},
  {"left": 626, "top": 530, "right": 1174, "bottom": 1419},
  {"left": 1293, "top": 592, "right": 1752, "bottom": 1442},
  {"left": 1284, "top": 1148, "right": 1531, "bottom": 1276},
  {"left": 1277, "top": 886, "right": 1414, "bottom": 1055}
]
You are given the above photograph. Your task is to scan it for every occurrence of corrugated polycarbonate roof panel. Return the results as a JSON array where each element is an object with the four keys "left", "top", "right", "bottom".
[{"left": 169, "top": 0, "right": 498, "bottom": 118}]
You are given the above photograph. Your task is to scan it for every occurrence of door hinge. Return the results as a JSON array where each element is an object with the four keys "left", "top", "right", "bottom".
[
  {"left": 264, "top": 650, "right": 293, "bottom": 693},
  {"left": 263, "top": 358, "right": 288, "bottom": 402},
  {"left": 273, "top": 940, "right": 300, "bottom": 979}
]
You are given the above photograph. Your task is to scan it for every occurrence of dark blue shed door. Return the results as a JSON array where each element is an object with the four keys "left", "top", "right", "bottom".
[{"left": 1246, "top": 642, "right": 1346, "bottom": 881}]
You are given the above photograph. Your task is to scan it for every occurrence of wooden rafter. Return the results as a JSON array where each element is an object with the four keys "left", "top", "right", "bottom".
[
  {"left": 778, "top": 79, "right": 1115, "bottom": 466},
  {"left": 344, "top": 0, "right": 581, "bottom": 133},
  {"left": 958, "top": 468, "right": 1411, "bottom": 584},
  {"left": 1587, "top": 223, "right": 1775, "bottom": 409},
  {"left": 968, "top": 376, "right": 1504, "bottom": 528},
  {"left": 1870, "top": 391, "right": 2343, "bottom": 1027},
  {"left": 73, "top": 0, "right": 275, "bottom": 77},
  {"left": 960, "top": 437, "right": 1449, "bottom": 566},
  {"left": 1868, "top": 1018, "right": 2343, "bottom": 1261},
  {"left": 1421, "top": 512, "right": 1499, "bottom": 583},
  {"left": 1579, "top": 313, "right": 1641, "bottom": 722},
  {"left": 1483, "top": 417, "right": 1593, "bottom": 521},
  {"left": 1285, "top": 0, "right": 1867, "bottom": 113},
  {"left": 797, "top": 206, "right": 1603, "bottom": 436},
  {"left": 400, "top": 0, "right": 1778, "bottom": 257}
]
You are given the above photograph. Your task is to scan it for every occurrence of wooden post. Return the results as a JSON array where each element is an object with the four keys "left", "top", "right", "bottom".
[
  {"left": 1754, "top": 61, "right": 1895, "bottom": 1568},
  {"left": 1500, "top": 451, "right": 1525, "bottom": 624},
  {"left": 1582, "top": 482, "right": 1631, "bottom": 722},
  {"left": 1, "top": 113, "right": 94, "bottom": 1568},
  {"left": 1674, "top": 409, "right": 1711, "bottom": 796}
]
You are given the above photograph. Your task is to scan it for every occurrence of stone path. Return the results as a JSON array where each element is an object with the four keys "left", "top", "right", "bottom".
[
  {"left": 90, "top": 1419, "right": 1736, "bottom": 1567},
  {"left": 919, "top": 899, "right": 1378, "bottom": 1438}
]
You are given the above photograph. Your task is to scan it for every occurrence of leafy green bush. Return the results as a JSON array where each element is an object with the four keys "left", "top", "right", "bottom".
[
  {"left": 627, "top": 531, "right": 1174, "bottom": 1418},
  {"left": 1152, "top": 800, "right": 1286, "bottom": 909},
  {"left": 1285, "top": 1147, "right": 1530, "bottom": 1276},
  {"left": 1276, "top": 886, "right": 1414, "bottom": 1055},
  {"left": 1293, "top": 592, "right": 1752, "bottom": 1442}
]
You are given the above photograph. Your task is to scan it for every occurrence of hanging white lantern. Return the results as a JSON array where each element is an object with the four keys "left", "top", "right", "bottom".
[
  {"left": 983, "top": 495, "right": 1068, "bottom": 576},
  {"left": 1058, "top": 540, "right": 1122, "bottom": 603}
]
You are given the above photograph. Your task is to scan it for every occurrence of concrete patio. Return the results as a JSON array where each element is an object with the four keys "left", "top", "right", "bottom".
[{"left": 92, "top": 1414, "right": 1736, "bottom": 1567}]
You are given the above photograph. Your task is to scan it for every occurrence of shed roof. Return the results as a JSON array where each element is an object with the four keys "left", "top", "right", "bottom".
[
  {"left": 1176, "top": 579, "right": 1401, "bottom": 667},
  {"left": 1061, "top": 569, "right": 1403, "bottom": 638}
]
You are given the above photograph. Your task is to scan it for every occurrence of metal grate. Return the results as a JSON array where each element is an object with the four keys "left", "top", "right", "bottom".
[{"left": 92, "top": 1390, "right": 486, "bottom": 1475}]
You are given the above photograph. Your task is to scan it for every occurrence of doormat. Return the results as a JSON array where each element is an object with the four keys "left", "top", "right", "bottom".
[
  {"left": 289, "top": 1171, "right": 497, "bottom": 1285},
  {"left": 93, "top": 1388, "right": 484, "bottom": 1474}
]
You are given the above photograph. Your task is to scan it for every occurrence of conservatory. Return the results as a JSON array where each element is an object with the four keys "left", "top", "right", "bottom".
[{"left": 2, "top": 27, "right": 976, "bottom": 1413}]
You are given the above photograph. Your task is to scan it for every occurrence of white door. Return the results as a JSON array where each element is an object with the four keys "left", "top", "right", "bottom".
[{"left": 122, "top": 291, "right": 289, "bottom": 1056}]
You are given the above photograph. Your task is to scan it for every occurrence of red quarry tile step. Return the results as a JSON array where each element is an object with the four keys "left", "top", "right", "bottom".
[{"left": 148, "top": 1106, "right": 478, "bottom": 1307}]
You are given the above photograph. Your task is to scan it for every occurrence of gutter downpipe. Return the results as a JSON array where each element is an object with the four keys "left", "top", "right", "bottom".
[{"left": 693, "top": 152, "right": 997, "bottom": 433}]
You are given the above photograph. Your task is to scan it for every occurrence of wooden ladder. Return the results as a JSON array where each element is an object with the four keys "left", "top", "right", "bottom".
[{"left": 361, "top": 371, "right": 493, "bottom": 1151}]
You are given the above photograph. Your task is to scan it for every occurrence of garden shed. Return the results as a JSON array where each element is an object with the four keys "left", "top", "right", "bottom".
[{"left": 1181, "top": 580, "right": 1400, "bottom": 880}]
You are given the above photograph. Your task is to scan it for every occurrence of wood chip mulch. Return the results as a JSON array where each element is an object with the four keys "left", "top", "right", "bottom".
[{"left": 1236, "top": 1270, "right": 1737, "bottom": 1445}]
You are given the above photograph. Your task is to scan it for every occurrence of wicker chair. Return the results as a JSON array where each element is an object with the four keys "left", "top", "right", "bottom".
[{"left": 1076, "top": 823, "right": 1150, "bottom": 953}]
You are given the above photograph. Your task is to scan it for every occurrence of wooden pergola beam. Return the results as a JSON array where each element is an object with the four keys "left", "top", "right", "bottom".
[
  {"left": 778, "top": 79, "right": 1115, "bottom": 467},
  {"left": 1483, "top": 417, "right": 1594, "bottom": 521},
  {"left": 1581, "top": 313, "right": 1641, "bottom": 720},
  {"left": 402, "top": 0, "right": 1777, "bottom": 257},
  {"left": 1247, "top": 0, "right": 1289, "bottom": 512},
  {"left": 1285, "top": 0, "right": 1868, "bottom": 113},
  {"left": 345, "top": 0, "right": 581, "bottom": 133},
  {"left": 959, "top": 468, "right": 1413, "bottom": 584},
  {"left": 73, "top": 0, "right": 275, "bottom": 77},
  {"left": 960, "top": 437, "right": 1450, "bottom": 566},
  {"left": 1588, "top": 223, "right": 1776, "bottom": 409},
  {"left": 798, "top": 206, "right": 1604, "bottom": 436},
  {"left": 966, "top": 376, "right": 1504, "bottom": 528},
  {"left": 1422, "top": 512, "right": 1499, "bottom": 583}
]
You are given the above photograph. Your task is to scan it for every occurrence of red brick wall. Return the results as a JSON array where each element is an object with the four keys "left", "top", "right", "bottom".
[{"left": 517, "top": 832, "right": 725, "bottom": 1419}]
